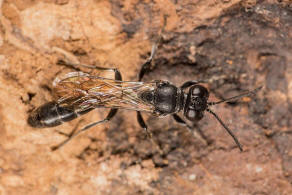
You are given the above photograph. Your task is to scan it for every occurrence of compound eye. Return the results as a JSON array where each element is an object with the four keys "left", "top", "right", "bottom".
[
  {"left": 190, "top": 85, "right": 209, "bottom": 99},
  {"left": 185, "top": 108, "right": 204, "bottom": 121}
]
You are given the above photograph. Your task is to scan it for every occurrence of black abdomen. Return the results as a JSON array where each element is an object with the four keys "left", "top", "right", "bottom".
[{"left": 28, "top": 101, "right": 92, "bottom": 128}]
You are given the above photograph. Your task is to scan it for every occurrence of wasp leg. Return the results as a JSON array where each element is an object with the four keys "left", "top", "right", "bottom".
[
  {"left": 79, "top": 64, "right": 122, "bottom": 81},
  {"left": 57, "top": 60, "right": 122, "bottom": 81},
  {"left": 52, "top": 63, "right": 122, "bottom": 150},
  {"left": 136, "top": 17, "right": 165, "bottom": 136},
  {"left": 137, "top": 111, "right": 153, "bottom": 138},
  {"left": 172, "top": 114, "right": 211, "bottom": 146},
  {"left": 180, "top": 80, "right": 207, "bottom": 90},
  {"left": 51, "top": 108, "right": 118, "bottom": 151},
  {"left": 84, "top": 65, "right": 122, "bottom": 81},
  {"left": 138, "top": 16, "right": 167, "bottom": 81},
  {"left": 137, "top": 112, "right": 163, "bottom": 154},
  {"left": 138, "top": 43, "right": 158, "bottom": 81}
]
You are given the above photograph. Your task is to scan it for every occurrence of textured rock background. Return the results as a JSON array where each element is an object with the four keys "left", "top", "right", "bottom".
[{"left": 0, "top": 0, "right": 291, "bottom": 194}]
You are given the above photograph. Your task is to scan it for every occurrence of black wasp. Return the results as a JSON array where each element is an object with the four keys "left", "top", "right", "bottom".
[{"left": 28, "top": 30, "right": 261, "bottom": 151}]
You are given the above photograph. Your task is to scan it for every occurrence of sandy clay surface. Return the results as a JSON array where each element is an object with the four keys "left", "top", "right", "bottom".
[{"left": 0, "top": 0, "right": 292, "bottom": 194}]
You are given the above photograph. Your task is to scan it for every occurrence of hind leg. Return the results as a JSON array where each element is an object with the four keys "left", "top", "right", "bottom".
[
  {"left": 57, "top": 60, "right": 122, "bottom": 81},
  {"left": 52, "top": 64, "right": 122, "bottom": 150},
  {"left": 52, "top": 108, "right": 118, "bottom": 150}
]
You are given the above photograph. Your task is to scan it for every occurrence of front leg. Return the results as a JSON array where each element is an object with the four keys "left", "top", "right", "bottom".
[{"left": 172, "top": 114, "right": 211, "bottom": 146}]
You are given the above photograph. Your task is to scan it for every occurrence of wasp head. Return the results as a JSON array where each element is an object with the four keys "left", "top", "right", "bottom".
[{"left": 184, "top": 85, "right": 209, "bottom": 121}]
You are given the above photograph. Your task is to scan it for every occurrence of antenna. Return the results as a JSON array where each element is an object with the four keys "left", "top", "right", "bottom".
[
  {"left": 206, "top": 108, "right": 243, "bottom": 151},
  {"left": 208, "top": 86, "right": 263, "bottom": 106}
]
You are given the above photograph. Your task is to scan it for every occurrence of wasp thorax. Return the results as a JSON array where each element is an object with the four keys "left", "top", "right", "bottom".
[{"left": 154, "top": 83, "right": 178, "bottom": 114}]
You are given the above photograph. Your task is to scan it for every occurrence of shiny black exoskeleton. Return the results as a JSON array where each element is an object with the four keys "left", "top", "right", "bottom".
[
  {"left": 140, "top": 81, "right": 210, "bottom": 121},
  {"left": 140, "top": 81, "right": 183, "bottom": 115},
  {"left": 28, "top": 37, "right": 262, "bottom": 151},
  {"left": 184, "top": 85, "right": 209, "bottom": 121},
  {"left": 27, "top": 101, "right": 94, "bottom": 128},
  {"left": 27, "top": 64, "right": 122, "bottom": 130}
]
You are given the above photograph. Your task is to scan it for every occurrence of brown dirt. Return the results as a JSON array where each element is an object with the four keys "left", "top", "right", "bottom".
[{"left": 0, "top": 0, "right": 292, "bottom": 194}]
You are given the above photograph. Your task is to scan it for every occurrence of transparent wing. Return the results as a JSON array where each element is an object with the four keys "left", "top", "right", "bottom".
[{"left": 53, "top": 72, "right": 157, "bottom": 113}]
